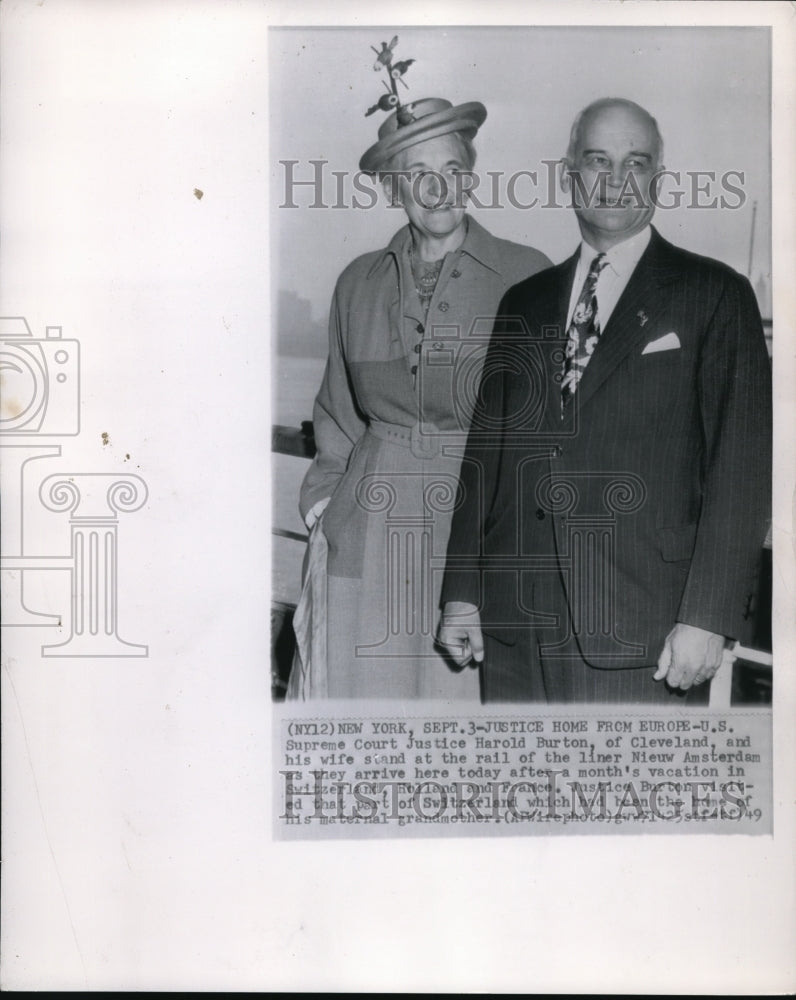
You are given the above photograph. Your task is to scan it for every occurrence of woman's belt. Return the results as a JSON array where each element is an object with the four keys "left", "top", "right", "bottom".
[{"left": 368, "top": 419, "right": 441, "bottom": 459}]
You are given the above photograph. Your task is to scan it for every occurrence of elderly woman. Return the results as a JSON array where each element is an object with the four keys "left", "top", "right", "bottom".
[{"left": 291, "top": 96, "right": 550, "bottom": 699}]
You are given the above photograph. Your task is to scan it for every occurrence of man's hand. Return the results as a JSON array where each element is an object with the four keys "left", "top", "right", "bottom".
[
  {"left": 654, "top": 623, "right": 729, "bottom": 689},
  {"left": 437, "top": 602, "right": 484, "bottom": 667}
]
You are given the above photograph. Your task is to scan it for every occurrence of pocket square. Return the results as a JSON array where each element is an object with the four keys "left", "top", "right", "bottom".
[{"left": 641, "top": 331, "right": 681, "bottom": 355}]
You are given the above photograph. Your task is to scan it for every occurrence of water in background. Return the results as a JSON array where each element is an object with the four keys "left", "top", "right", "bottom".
[
  {"left": 274, "top": 354, "right": 326, "bottom": 428},
  {"left": 272, "top": 354, "right": 326, "bottom": 605}
]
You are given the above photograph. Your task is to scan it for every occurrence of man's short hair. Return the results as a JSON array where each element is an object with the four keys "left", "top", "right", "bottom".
[{"left": 565, "top": 98, "right": 664, "bottom": 168}]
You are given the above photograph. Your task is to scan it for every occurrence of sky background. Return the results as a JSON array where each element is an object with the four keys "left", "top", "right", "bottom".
[{"left": 270, "top": 25, "right": 772, "bottom": 341}]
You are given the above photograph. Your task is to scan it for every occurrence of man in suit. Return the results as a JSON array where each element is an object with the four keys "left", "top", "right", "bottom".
[{"left": 437, "top": 98, "right": 771, "bottom": 702}]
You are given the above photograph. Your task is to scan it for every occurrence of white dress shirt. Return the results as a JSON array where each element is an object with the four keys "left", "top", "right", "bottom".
[{"left": 566, "top": 225, "right": 652, "bottom": 331}]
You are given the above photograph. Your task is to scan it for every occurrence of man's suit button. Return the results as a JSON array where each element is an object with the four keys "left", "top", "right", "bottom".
[
  {"left": 535, "top": 507, "right": 546, "bottom": 520},
  {"left": 413, "top": 343, "right": 421, "bottom": 353},
  {"left": 438, "top": 302, "right": 450, "bottom": 312}
]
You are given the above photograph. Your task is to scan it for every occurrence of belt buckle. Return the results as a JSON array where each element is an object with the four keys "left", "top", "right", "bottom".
[{"left": 410, "top": 421, "right": 440, "bottom": 460}]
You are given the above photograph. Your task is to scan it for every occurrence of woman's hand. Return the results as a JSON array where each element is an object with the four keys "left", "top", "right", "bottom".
[{"left": 304, "top": 497, "right": 331, "bottom": 530}]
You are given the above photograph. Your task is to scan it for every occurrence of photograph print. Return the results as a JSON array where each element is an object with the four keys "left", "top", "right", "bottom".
[{"left": 270, "top": 25, "right": 772, "bottom": 708}]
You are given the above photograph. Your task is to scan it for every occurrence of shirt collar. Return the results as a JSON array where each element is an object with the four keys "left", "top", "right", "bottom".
[
  {"left": 578, "top": 225, "right": 652, "bottom": 279},
  {"left": 366, "top": 215, "right": 502, "bottom": 279}
]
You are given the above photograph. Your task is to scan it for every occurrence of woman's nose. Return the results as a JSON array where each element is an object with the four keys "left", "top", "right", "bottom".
[{"left": 418, "top": 171, "right": 445, "bottom": 206}]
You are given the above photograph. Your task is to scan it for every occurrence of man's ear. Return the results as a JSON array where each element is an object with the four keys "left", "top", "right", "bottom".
[
  {"left": 558, "top": 158, "right": 572, "bottom": 194},
  {"left": 650, "top": 163, "right": 666, "bottom": 201}
]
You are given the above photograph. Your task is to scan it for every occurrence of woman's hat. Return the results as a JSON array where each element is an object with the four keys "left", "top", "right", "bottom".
[{"left": 359, "top": 98, "right": 487, "bottom": 174}]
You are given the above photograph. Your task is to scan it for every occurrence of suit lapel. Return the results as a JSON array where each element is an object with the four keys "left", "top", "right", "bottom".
[
  {"left": 536, "top": 252, "right": 578, "bottom": 431},
  {"left": 570, "top": 228, "right": 683, "bottom": 413}
]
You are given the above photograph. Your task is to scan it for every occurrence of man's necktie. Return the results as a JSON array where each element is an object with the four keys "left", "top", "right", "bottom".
[{"left": 561, "top": 252, "right": 609, "bottom": 408}]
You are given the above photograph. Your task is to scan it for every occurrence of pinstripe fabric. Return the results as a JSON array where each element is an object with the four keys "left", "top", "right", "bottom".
[
  {"left": 441, "top": 227, "right": 772, "bottom": 703},
  {"left": 481, "top": 632, "right": 546, "bottom": 703},
  {"left": 538, "top": 655, "right": 710, "bottom": 705}
]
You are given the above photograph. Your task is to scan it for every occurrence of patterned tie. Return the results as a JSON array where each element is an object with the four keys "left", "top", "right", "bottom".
[{"left": 561, "top": 252, "right": 609, "bottom": 408}]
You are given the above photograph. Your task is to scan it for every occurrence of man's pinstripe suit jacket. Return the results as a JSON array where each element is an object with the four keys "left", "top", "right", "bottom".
[{"left": 441, "top": 227, "right": 772, "bottom": 672}]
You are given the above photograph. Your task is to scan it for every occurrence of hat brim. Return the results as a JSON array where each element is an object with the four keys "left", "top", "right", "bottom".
[{"left": 359, "top": 102, "right": 487, "bottom": 173}]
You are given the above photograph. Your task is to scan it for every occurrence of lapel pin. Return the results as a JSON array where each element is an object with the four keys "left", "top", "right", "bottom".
[{"left": 637, "top": 310, "right": 648, "bottom": 327}]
